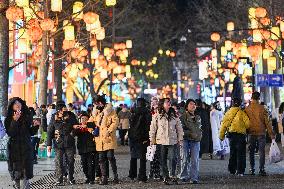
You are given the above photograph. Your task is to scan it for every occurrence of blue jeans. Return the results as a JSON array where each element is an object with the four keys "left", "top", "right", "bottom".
[
  {"left": 160, "top": 145, "right": 177, "bottom": 178},
  {"left": 180, "top": 140, "right": 200, "bottom": 181}
]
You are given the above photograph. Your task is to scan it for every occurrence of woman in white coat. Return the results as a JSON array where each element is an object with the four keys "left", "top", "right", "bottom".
[{"left": 210, "top": 101, "right": 229, "bottom": 159}]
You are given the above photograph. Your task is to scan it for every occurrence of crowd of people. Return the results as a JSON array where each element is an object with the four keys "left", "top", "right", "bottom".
[{"left": 1, "top": 91, "right": 281, "bottom": 188}]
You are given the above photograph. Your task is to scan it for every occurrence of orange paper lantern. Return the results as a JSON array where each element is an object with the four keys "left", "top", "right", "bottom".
[
  {"left": 211, "top": 32, "right": 220, "bottom": 42},
  {"left": 40, "top": 18, "right": 55, "bottom": 31},
  {"left": 265, "top": 40, "right": 277, "bottom": 50},
  {"left": 260, "top": 17, "right": 270, "bottom": 26},
  {"left": 6, "top": 6, "right": 23, "bottom": 22},
  {"left": 255, "top": 7, "right": 267, "bottom": 18},
  {"left": 27, "top": 26, "right": 43, "bottom": 42},
  {"left": 83, "top": 12, "right": 99, "bottom": 24},
  {"left": 62, "top": 40, "right": 76, "bottom": 50}
]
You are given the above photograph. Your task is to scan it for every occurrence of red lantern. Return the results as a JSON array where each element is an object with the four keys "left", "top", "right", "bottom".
[
  {"left": 27, "top": 26, "right": 43, "bottom": 42},
  {"left": 27, "top": 18, "right": 40, "bottom": 29},
  {"left": 265, "top": 40, "right": 277, "bottom": 50},
  {"left": 37, "top": 11, "right": 45, "bottom": 19},
  {"left": 260, "top": 29, "right": 271, "bottom": 40},
  {"left": 6, "top": 6, "right": 23, "bottom": 22},
  {"left": 170, "top": 52, "right": 176, "bottom": 57},
  {"left": 40, "top": 18, "right": 55, "bottom": 31},
  {"left": 83, "top": 12, "right": 99, "bottom": 24},
  {"left": 210, "top": 32, "right": 220, "bottom": 42},
  {"left": 255, "top": 7, "right": 267, "bottom": 18}
]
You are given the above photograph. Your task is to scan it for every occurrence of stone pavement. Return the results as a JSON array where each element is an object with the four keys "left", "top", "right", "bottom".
[
  {"left": 36, "top": 144, "right": 284, "bottom": 189},
  {"left": 1, "top": 144, "right": 284, "bottom": 189}
]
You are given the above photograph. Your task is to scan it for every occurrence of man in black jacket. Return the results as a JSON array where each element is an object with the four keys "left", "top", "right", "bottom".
[
  {"left": 47, "top": 104, "right": 78, "bottom": 185},
  {"left": 128, "top": 98, "right": 152, "bottom": 182}
]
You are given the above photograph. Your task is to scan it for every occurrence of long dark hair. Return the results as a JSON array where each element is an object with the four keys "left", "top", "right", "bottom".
[
  {"left": 158, "top": 98, "right": 177, "bottom": 120},
  {"left": 4, "top": 97, "right": 32, "bottom": 128},
  {"left": 279, "top": 102, "right": 284, "bottom": 114}
]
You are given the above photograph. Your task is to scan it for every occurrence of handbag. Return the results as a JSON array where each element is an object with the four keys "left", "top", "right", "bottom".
[{"left": 226, "top": 109, "right": 240, "bottom": 138}]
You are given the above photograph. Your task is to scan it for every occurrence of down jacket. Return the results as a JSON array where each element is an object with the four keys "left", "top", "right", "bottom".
[
  {"left": 149, "top": 113, "right": 183, "bottom": 145},
  {"left": 219, "top": 107, "right": 250, "bottom": 140},
  {"left": 90, "top": 104, "right": 119, "bottom": 152}
]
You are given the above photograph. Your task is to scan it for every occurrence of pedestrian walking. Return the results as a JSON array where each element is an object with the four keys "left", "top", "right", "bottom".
[
  {"left": 245, "top": 92, "right": 275, "bottom": 176},
  {"left": 46, "top": 103, "right": 78, "bottom": 185},
  {"left": 5, "top": 97, "right": 37, "bottom": 189},
  {"left": 179, "top": 99, "right": 202, "bottom": 184},
  {"left": 128, "top": 98, "right": 152, "bottom": 182},
  {"left": 89, "top": 95, "right": 119, "bottom": 185},
  {"left": 118, "top": 105, "right": 131, "bottom": 146},
  {"left": 31, "top": 115, "right": 41, "bottom": 164},
  {"left": 210, "top": 101, "right": 228, "bottom": 159},
  {"left": 219, "top": 98, "right": 250, "bottom": 176},
  {"left": 149, "top": 98, "right": 184, "bottom": 185}
]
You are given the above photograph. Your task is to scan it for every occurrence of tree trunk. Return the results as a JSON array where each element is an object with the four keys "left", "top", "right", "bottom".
[
  {"left": 0, "top": 0, "right": 9, "bottom": 117},
  {"left": 54, "top": 36, "right": 63, "bottom": 102},
  {"left": 39, "top": 0, "right": 49, "bottom": 106}
]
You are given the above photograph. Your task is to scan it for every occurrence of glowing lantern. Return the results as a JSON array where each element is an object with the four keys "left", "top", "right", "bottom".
[
  {"left": 260, "top": 17, "right": 270, "bottom": 26},
  {"left": 260, "top": 29, "right": 270, "bottom": 40},
  {"left": 126, "top": 72, "right": 132, "bottom": 78},
  {"left": 248, "top": 7, "right": 256, "bottom": 19},
  {"left": 6, "top": 6, "right": 23, "bottom": 22},
  {"left": 40, "top": 18, "right": 54, "bottom": 31},
  {"left": 104, "top": 47, "right": 110, "bottom": 56},
  {"left": 106, "top": 0, "right": 116, "bottom": 6},
  {"left": 228, "top": 62, "right": 235, "bottom": 68},
  {"left": 280, "top": 21, "right": 284, "bottom": 32},
  {"left": 96, "top": 28, "right": 105, "bottom": 40},
  {"left": 170, "top": 52, "right": 176, "bottom": 57},
  {"left": 18, "top": 39, "right": 28, "bottom": 53},
  {"left": 255, "top": 7, "right": 267, "bottom": 18},
  {"left": 265, "top": 40, "right": 277, "bottom": 50},
  {"left": 211, "top": 49, "right": 217, "bottom": 57},
  {"left": 63, "top": 20, "right": 71, "bottom": 29},
  {"left": 263, "top": 49, "right": 271, "bottom": 59},
  {"left": 79, "top": 49, "right": 88, "bottom": 57},
  {"left": 244, "top": 69, "right": 252, "bottom": 76},
  {"left": 88, "top": 20, "right": 101, "bottom": 32},
  {"left": 64, "top": 25, "right": 75, "bottom": 40},
  {"left": 166, "top": 50, "right": 171, "bottom": 56},
  {"left": 79, "top": 56, "right": 85, "bottom": 62},
  {"left": 240, "top": 46, "right": 248, "bottom": 57},
  {"left": 271, "top": 27, "right": 280, "bottom": 40},
  {"left": 83, "top": 12, "right": 99, "bottom": 25},
  {"left": 51, "top": 0, "right": 62, "bottom": 12},
  {"left": 27, "top": 26, "right": 42, "bottom": 42},
  {"left": 16, "top": 0, "right": 29, "bottom": 7},
  {"left": 73, "top": 1, "right": 84, "bottom": 21},
  {"left": 123, "top": 49, "right": 129, "bottom": 57},
  {"left": 71, "top": 49, "right": 80, "bottom": 59},
  {"left": 113, "top": 66, "right": 122, "bottom": 74},
  {"left": 158, "top": 49, "right": 163, "bottom": 55},
  {"left": 267, "top": 56, "right": 276, "bottom": 70},
  {"left": 250, "top": 19, "right": 258, "bottom": 29},
  {"left": 126, "top": 40, "right": 132, "bottom": 48},
  {"left": 227, "top": 22, "right": 234, "bottom": 31},
  {"left": 225, "top": 40, "right": 232, "bottom": 50},
  {"left": 100, "top": 69, "right": 108, "bottom": 79},
  {"left": 210, "top": 32, "right": 220, "bottom": 42},
  {"left": 253, "top": 30, "right": 262, "bottom": 42},
  {"left": 221, "top": 46, "right": 227, "bottom": 56},
  {"left": 108, "top": 61, "right": 117, "bottom": 70},
  {"left": 37, "top": 11, "right": 44, "bottom": 19},
  {"left": 23, "top": 7, "right": 35, "bottom": 20},
  {"left": 91, "top": 49, "right": 99, "bottom": 59},
  {"left": 62, "top": 40, "right": 76, "bottom": 50},
  {"left": 19, "top": 28, "right": 28, "bottom": 39},
  {"left": 125, "top": 65, "right": 131, "bottom": 73}
]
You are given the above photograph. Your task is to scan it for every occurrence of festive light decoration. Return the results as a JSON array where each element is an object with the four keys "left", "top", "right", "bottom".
[
  {"left": 250, "top": 19, "right": 258, "bottom": 29},
  {"left": 27, "top": 26, "right": 43, "bottom": 42},
  {"left": 96, "top": 27, "right": 105, "bottom": 40},
  {"left": 16, "top": 0, "right": 29, "bottom": 7},
  {"left": 51, "top": 0, "right": 62, "bottom": 12},
  {"left": 62, "top": 40, "right": 76, "bottom": 50},
  {"left": 126, "top": 40, "right": 132, "bottom": 48},
  {"left": 6, "top": 6, "right": 23, "bottom": 22},
  {"left": 225, "top": 40, "right": 232, "bottom": 50},
  {"left": 280, "top": 21, "right": 284, "bottom": 32},
  {"left": 265, "top": 40, "right": 277, "bottom": 50},
  {"left": 106, "top": 0, "right": 116, "bottom": 6},
  {"left": 253, "top": 29, "right": 262, "bottom": 42},
  {"left": 260, "top": 17, "right": 270, "bottom": 26},
  {"left": 227, "top": 22, "right": 234, "bottom": 31},
  {"left": 267, "top": 56, "right": 276, "bottom": 70},
  {"left": 40, "top": 18, "right": 55, "bottom": 31},
  {"left": 248, "top": 7, "right": 256, "bottom": 19},
  {"left": 221, "top": 46, "right": 227, "bottom": 56},
  {"left": 211, "top": 49, "right": 217, "bottom": 57},
  {"left": 83, "top": 12, "right": 99, "bottom": 25},
  {"left": 211, "top": 32, "right": 220, "bottom": 42},
  {"left": 255, "top": 7, "right": 267, "bottom": 18},
  {"left": 18, "top": 38, "right": 28, "bottom": 53},
  {"left": 271, "top": 27, "right": 280, "bottom": 40},
  {"left": 64, "top": 25, "right": 75, "bottom": 40},
  {"left": 73, "top": 1, "right": 84, "bottom": 21},
  {"left": 263, "top": 49, "right": 270, "bottom": 59}
]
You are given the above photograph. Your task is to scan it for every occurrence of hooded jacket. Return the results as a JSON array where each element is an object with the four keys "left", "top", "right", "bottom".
[{"left": 90, "top": 104, "right": 119, "bottom": 151}]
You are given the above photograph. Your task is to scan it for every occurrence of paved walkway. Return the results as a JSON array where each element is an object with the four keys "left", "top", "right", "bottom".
[{"left": 1, "top": 144, "right": 284, "bottom": 189}]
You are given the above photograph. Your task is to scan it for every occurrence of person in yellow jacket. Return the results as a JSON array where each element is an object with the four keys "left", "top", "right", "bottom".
[
  {"left": 88, "top": 95, "right": 119, "bottom": 185},
  {"left": 219, "top": 98, "right": 250, "bottom": 176}
]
